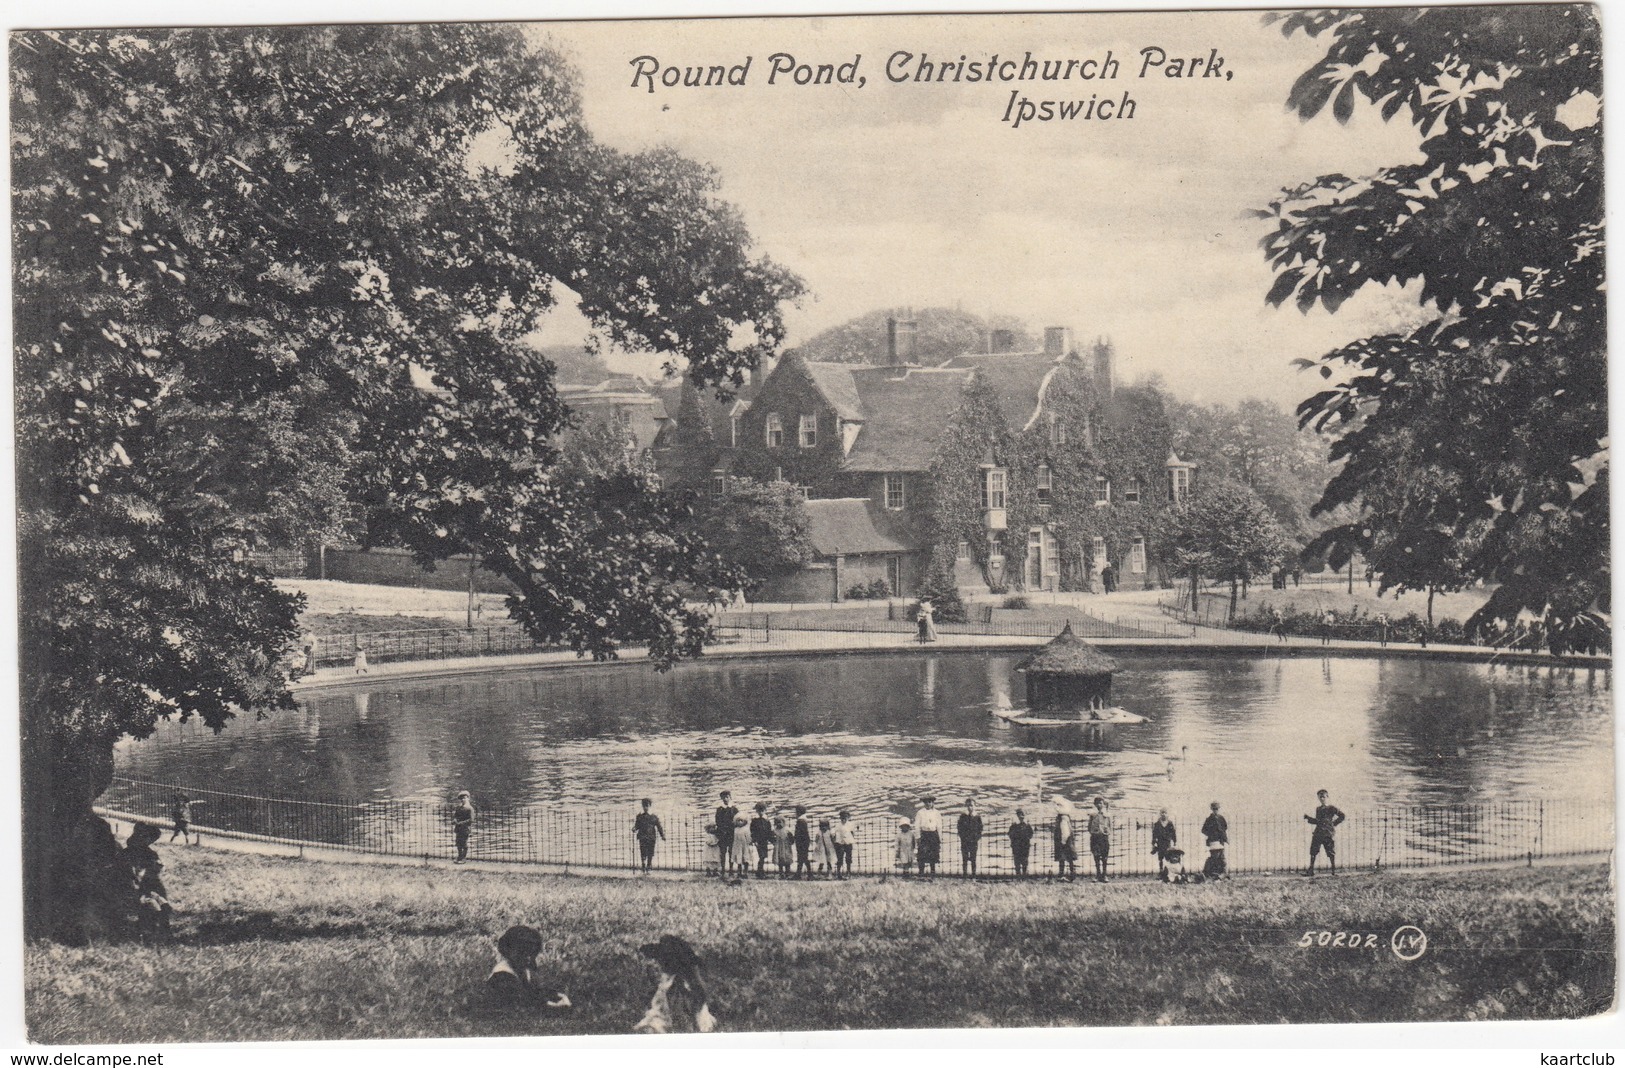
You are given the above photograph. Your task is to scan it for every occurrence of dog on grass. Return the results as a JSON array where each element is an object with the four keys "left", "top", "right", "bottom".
[{"left": 634, "top": 935, "right": 715, "bottom": 1034}]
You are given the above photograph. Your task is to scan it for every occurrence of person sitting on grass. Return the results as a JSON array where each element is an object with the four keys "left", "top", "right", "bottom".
[
  {"left": 124, "top": 823, "right": 173, "bottom": 943},
  {"left": 485, "top": 925, "right": 572, "bottom": 1014},
  {"left": 634, "top": 935, "right": 716, "bottom": 1034},
  {"left": 894, "top": 818, "right": 918, "bottom": 877}
]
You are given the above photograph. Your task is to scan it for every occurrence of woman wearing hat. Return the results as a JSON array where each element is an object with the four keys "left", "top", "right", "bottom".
[{"left": 452, "top": 791, "right": 475, "bottom": 864}]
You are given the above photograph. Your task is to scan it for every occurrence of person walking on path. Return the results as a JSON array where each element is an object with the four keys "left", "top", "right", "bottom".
[
  {"left": 169, "top": 794, "right": 200, "bottom": 845},
  {"left": 1150, "top": 809, "right": 1178, "bottom": 880},
  {"left": 1376, "top": 612, "right": 1389, "bottom": 648},
  {"left": 452, "top": 791, "right": 475, "bottom": 863},
  {"left": 894, "top": 818, "right": 918, "bottom": 876},
  {"left": 713, "top": 791, "right": 738, "bottom": 878},
  {"left": 1200, "top": 800, "right": 1228, "bottom": 880},
  {"left": 772, "top": 816, "right": 793, "bottom": 878},
  {"left": 792, "top": 805, "right": 813, "bottom": 879},
  {"left": 1008, "top": 808, "right": 1034, "bottom": 877},
  {"left": 1304, "top": 789, "right": 1346, "bottom": 876},
  {"left": 830, "top": 810, "right": 856, "bottom": 878},
  {"left": 1087, "top": 796, "right": 1113, "bottom": 883},
  {"left": 957, "top": 798, "right": 984, "bottom": 876},
  {"left": 632, "top": 798, "right": 665, "bottom": 874},
  {"left": 914, "top": 796, "right": 942, "bottom": 876},
  {"left": 354, "top": 647, "right": 370, "bottom": 674},
  {"left": 1320, "top": 609, "right": 1336, "bottom": 646},
  {"left": 749, "top": 802, "right": 774, "bottom": 878},
  {"left": 1052, "top": 796, "right": 1078, "bottom": 881}
]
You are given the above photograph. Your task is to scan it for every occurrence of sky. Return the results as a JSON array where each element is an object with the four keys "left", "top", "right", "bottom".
[{"left": 524, "top": 10, "right": 1434, "bottom": 407}]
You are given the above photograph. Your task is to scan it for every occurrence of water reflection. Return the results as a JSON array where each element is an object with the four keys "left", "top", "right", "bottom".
[{"left": 113, "top": 652, "right": 1613, "bottom": 823}]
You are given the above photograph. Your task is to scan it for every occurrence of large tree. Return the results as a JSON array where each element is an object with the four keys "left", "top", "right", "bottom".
[
  {"left": 1258, "top": 6, "right": 1606, "bottom": 633},
  {"left": 13, "top": 24, "right": 802, "bottom": 941},
  {"left": 1167, "top": 480, "right": 1292, "bottom": 622}
]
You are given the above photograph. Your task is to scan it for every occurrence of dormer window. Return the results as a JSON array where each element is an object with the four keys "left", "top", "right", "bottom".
[
  {"left": 1125, "top": 476, "right": 1141, "bottom": 503},
  {"left": 1094, "top": 476, "right": 1111, "bottom": 506},
  {"left": 982, "top": 468, "right": 1008, "bottom": 510},
  {"left": 1036, "top": 464, "right": 1053, "bottom": 505},
  {"left": 1169, "top": 465, "right": 1190, "bottom": 503},
  {"left": 885, "top": 474, "right": 907, "bottom": 510},
  {"left": 765, "top": 413, "right": 784, "bottom": 447},
  {"left": 799, "top": 413, "right": 818, "bottom": 448}
]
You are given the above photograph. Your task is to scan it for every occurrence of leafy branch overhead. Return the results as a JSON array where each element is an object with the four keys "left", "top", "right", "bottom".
[
  {"left": 13, "top": 24, "right": 802, "bottom": 940},
  {"left": 1257, "top": 6, "right": 1606, "bottom": 630}
]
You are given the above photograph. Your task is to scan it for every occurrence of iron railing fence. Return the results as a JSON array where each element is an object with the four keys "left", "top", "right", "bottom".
[
  {"left": 309, "top": 626, "right": 548, "bottom": 669},
  {"left": 100, "top": 777, "right": 1610, "bottom": 878},
  {"left": 710, "top": 612, "right": 1191, "bottom": 643}
]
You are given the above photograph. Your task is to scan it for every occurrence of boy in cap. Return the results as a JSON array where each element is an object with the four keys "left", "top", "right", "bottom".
[
  {"left": 1304, "top": 789, "right": 1346, "bottom": 876},
  {"left": 452, "top": 791, "right": 475, "bottom": 864},
  {"left": 749, "top": 802, "right": 774, "bottom": 878},
  {"left": 1008, "top": 808, "right": 1034, "bottom": 876},
  {"left": 957, "top": 797, "right": 984, "bottom": 876},
  {"left": 1088, "top": 796, "right": 1113, "bottom": 883},
  {"left": 632, "top": 798, "right": 664, "bottom": 874}
]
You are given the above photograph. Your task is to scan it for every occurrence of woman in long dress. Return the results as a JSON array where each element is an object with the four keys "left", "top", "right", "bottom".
[{"left": 918, "top": 600, "right": 938, "bottom": 643}]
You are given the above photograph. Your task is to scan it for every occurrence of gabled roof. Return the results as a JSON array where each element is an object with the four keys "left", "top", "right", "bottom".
[
  {"left": 842, "top": 367, "right": 975, "bottom": 472},
  {"left": 803, "top": 498, "right": 917, "bottom": 556},
  {"left": 802, "top": 362, "right": 865, "bottom": 422},
  {"left": 938, "top": 351, "right": 1074, "bottom": 430}
]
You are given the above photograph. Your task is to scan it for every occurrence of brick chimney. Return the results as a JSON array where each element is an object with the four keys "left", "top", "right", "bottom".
[
  {"left": 886, "top": 309, "right": 918, "bottom": 366},
  {"left": 1044, "top": 326, "right": 1075, "bottom": 357}
]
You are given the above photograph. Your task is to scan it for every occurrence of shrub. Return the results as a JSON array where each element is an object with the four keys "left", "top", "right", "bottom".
[
  {"left": 866, "top": 578, "right": 892, "bottom": 600},
  {"left": 845, "top": 583, "right": 872, "bottom": 601},
  {"left": 1002, "top": 595, "right": 1030, "bottom": 610}
]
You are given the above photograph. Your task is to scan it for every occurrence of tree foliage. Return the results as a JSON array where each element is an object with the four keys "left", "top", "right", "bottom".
[
  {"left": 1258, "top": 6, "right": 1606, "bottom": 631},
  {"left": 687, "top": 479, "right": 814, "bottom": 598},
  {"left": 1167, "top": 479, "right": 1292, "bottom": 616},
  {"left": 794, "top": 306, "right": 1034, "bottom": 365},
  {"left": 12, "top": 24, "right": 801, "bottom": 940}
]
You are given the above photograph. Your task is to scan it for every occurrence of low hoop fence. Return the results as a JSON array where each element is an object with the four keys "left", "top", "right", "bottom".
[{"left": 99, "top": 777, "right": 1610, "bottom": 879}]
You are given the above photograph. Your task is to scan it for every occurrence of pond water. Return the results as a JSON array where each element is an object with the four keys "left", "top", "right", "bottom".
[{"left": 114, "top": 650, "right": 1612, "bottom": 818}]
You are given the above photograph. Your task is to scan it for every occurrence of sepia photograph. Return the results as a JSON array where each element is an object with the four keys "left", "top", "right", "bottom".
[{"left": 9, "top": 1, "right": 1614, "bottom": 1047}]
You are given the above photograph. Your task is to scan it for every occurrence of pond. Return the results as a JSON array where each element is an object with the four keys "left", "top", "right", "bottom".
[{"left": 107, "top": 651, "right": 1612, "bottom": 875}]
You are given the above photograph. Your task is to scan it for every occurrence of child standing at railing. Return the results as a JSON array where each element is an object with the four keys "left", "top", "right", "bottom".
[{"left": 894, "top": 818, "right": 918, "bottom": 877}]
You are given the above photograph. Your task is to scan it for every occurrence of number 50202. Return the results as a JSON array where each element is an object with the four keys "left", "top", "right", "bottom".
[{"left": 1297, "top": 931, "right": 1380, "bottom": 949}]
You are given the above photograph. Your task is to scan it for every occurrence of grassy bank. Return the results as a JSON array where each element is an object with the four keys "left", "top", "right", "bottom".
[{"left": 26, "top": 849, "right": 1612, "bottom": 1043}]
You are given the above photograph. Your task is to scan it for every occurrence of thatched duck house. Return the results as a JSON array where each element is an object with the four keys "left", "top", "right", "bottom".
[{"left": 1019, "top": 622, "right": 1118, "bottom": 711}]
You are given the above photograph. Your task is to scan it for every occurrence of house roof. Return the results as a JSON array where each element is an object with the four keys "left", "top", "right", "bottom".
[
  {"left": 803, "top": 498, "right": 917, "bottom": 556},
  {"left": 1017, "top": 622, "right": 1118, "bottom": 677},
  {"left": 802, "top": 362, "right": 865, "bottom": 422},
  {"left": 939, "top": 351, "right": 1072, "bottom": 430},
  {"left": 842, "top": 367, "right": 975, "bottom": 472}
]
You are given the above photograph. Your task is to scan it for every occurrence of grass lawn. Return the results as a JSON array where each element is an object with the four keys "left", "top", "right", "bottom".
[{"left": 25, "top": 849, "right": 1613, "bottom": 1043}]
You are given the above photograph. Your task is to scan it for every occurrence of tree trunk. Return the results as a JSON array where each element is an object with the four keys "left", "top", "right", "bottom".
[
  {"left": 1427, "top": 585, "right": 1436, "bottom": 628},
  {"left": 21, "top": 723, "right": 137, "bottom": 944},
  {"left": 1241, "top": 576, "right": 1249, "bottom": 601},
  {"left": 1190, "top": 571, "right": 1200, "bottom": 620},
  {"left": 1228, "top": 578, "right": 1239, "bottom": 623}
]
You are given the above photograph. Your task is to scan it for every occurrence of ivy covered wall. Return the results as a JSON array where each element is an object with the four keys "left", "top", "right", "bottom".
[{"left": 731, "top": 355, "right": 850, "bottom": 490}]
